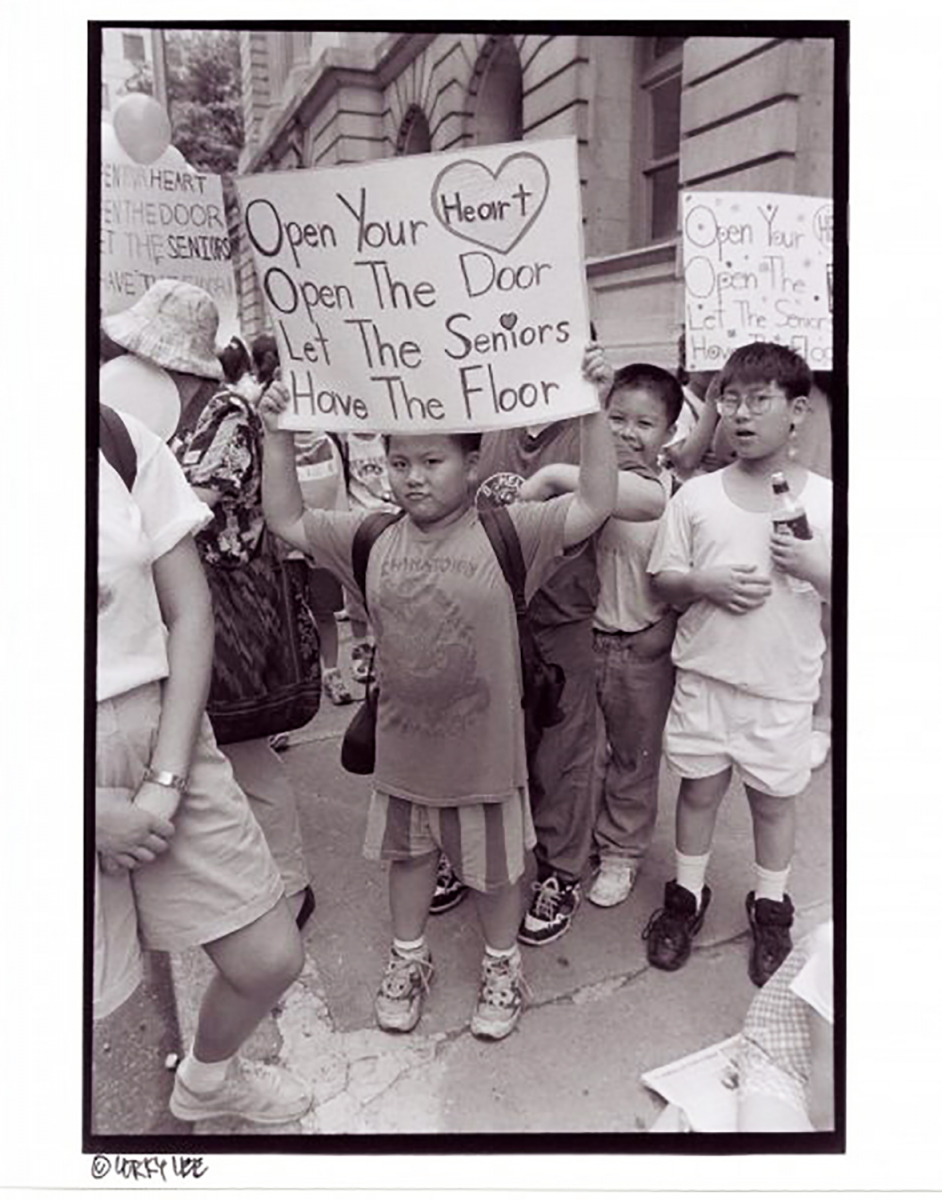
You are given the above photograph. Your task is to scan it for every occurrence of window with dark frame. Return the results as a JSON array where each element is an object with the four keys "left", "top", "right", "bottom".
[
  {"left": 122, "top": 32, "right": 145, "bottom": 63},
  {"left": 640, "top": 37, "right": 684, "bottom": 243}
]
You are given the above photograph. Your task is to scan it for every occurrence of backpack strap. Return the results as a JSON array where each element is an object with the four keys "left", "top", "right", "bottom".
[
  {"left": 99, "top": 405, "right": 137, "bottom": 491},
  {"left": 479, "top": 505, "right": 527, "bottom": 618},
  {"left": 351, "top": 510, "right": 405, "bottom": 610}
]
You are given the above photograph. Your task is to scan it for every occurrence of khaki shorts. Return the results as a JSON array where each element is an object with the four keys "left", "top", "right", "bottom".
[
  {"left": 664, "top": 670, "right": 813, "bottom": 797},
  {"left": 95, "top": 682, "right": 284, "bottom": 1019},
  {"left": 364, "top": 789, "right": 535, "bottom": 892}
]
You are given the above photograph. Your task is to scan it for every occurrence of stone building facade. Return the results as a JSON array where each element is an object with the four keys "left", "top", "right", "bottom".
[{"left": 233, "top": 30, "right": 836, "bottom": 370}]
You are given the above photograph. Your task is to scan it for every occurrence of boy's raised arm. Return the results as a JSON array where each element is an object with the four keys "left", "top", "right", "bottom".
[
  {"left": 521, "top": 462, "right": 665, "bottom": 521},
  {"left": 562, "top": 345, "right": 618, "bottom": 547},
  {"left": 259, "top": 382, "right": 308, "bottom": 551}
]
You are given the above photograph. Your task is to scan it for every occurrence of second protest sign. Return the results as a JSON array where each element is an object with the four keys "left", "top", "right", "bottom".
[{"left": 234, "top": 137, "right": 596, "bottom": 432}]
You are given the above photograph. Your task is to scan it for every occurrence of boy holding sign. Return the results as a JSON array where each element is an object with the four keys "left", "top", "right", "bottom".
[{"left": 258, "top": 346, "right": 616, "bottom": 1040}]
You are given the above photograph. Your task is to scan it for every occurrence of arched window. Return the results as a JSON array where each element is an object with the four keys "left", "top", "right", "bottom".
[
  {"left": 471, "top": 36, "right": 523, "bottom": 146},
  {"left": 397, "top": 105, "right": 432, "bottom": 156}
]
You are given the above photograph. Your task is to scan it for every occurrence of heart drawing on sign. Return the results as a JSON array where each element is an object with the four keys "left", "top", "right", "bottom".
[
  {"left": 499, "top": 312, "right": 518, "bottom": 330},
  {"left": 430, "top": 152, "right": 550, "bottom": 255}
]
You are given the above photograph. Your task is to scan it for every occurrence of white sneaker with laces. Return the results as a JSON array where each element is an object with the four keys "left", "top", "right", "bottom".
[
  {"left": 470, "top": 950, "right": 529, "bottom": 1040},
  {"left": 588, "top": 859, "right": 636, "bottom": 908},
  {"left": 169, "top": 1058, "right": 311, "bottom": 1125}
]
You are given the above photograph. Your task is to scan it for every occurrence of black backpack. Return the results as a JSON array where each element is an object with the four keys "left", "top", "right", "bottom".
[{"left": 343, "top": 505, "right": 565, "bottom": 774}]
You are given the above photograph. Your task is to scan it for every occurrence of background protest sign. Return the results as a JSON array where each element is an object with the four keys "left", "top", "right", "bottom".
[
  {"left": 234, "top": 137, "right": 596, "bottom": 432},
  {"left": 682, "top": 192, "right": 833, "bottom": 372},
  {"left": 100, "top": 154, "right": 239, "bottom": 342}
]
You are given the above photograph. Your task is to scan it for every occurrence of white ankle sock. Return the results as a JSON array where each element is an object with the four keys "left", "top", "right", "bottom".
[
  {"left": 484, "top": 943, "right": 518, "bottom": 961},
  {"left": 754, "top": 862, "right": 791, "bottom": 903},
  {"left": 393, "top": 936, "right": 428, "bottom": 959},
  {"left": 177, "top": 1049, "right": 233, "bottom": 1094},
  {"left": 675, "top": 849, "right": 710, "bottom": 909}
]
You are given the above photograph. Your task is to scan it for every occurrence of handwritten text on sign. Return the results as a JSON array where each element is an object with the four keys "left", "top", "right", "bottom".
[
  {"left": 682, "top": 192, "right": 833, "bottom": 371},
  {"left": 100, "top": 159, "right": 238, "bottom": 341},
  {"left": 234, "top": 138, "right": 595, "bottom": 432}
]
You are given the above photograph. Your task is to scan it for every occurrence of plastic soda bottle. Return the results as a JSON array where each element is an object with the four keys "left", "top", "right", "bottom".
[{"left": 771, "top": 470, "right": 812, "bottom": 591}]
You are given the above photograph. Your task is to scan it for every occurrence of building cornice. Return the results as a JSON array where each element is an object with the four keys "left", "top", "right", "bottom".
[{"left": 241, "top": 33, "right": 437, "bottom": 174}]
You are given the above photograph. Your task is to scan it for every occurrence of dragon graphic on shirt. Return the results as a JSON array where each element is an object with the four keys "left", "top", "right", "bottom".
[{"left": 377, "top": 574, "right": 491, "bottom": 738}]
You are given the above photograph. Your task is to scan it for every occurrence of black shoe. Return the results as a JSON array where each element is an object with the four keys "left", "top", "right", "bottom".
[
  {"left": 295, "top": 885, "right": 316, "bottom": 931},
  {"left": 429, "top": 854, "right": 469, "bottom": 915},
  {"left": 642, "top": 880, "right": 711, "bottom": 971},
  {"left": 746, "top": 891, "right": 794, "bottom": 986},
  {"left": 518, "top": 873, "right": 582, "bottom": 945}
]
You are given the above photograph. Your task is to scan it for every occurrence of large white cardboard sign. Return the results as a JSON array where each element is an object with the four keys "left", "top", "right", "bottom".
[
  {"left": 234, "top": 137, "right": 596, "bottom": 432},
  {"left": 682, "top": 191, "right": 833, "bottom": 372},
  {"left": 100, "top": 158, "right": 239, "bottom": 341}
]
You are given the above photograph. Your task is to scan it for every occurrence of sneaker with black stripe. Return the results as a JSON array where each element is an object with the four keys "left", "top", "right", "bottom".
[{"left": 518, "top": 873, "right": 581, "bottom": 946}]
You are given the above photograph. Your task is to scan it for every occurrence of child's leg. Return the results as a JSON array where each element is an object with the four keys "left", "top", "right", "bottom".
[
  {"left": 676, "top": 768, "right": 733, "bottom": 857},
  {"left": 744, "top": 786, "right": 796, "bottom": 872},
  {"left": 473, "top": 880, "right": 523, "bottom": 951},
  {"left": 388, "top": 852, "right": 439, "bottom": 941},
  {"left": 312, "top": 606, "right": 339, "bottom": 669},
  {"left": 743, "top": 786, "right": 798, "bottom": 986},
  {"left": 194, "top": 898, "right": 303, "bottom": 1063}
]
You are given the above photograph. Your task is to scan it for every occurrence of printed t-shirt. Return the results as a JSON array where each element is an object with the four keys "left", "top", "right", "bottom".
[
  {"left": 594, "top": 464, "right": 673, "bottom": 634},
  {"left": 98, "top": 411, "right": 211, "bottom": 701},
  {"left": 477, "top": 421, "right": 598, "bottom": 625},
  {"left": 168, "top": 389, "right": 264, "bottom": 567},
  {"left": 346, "top": 431, "right": 396, "bottom": 510},
  {"left": 299, "top": 496, "right": 573, "bottom": 804},
  {"left": 648, "top": 467, "right": 832, "bottom": 703}
]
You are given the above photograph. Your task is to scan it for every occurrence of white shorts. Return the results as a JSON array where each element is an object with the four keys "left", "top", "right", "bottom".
[{"left": 664, "top": 670, "right": 812, "bottom": 797}]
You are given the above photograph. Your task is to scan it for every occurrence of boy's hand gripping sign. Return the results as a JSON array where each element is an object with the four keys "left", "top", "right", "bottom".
[{"left": 234, "top": 138, "right": 596, "bottom": 432}]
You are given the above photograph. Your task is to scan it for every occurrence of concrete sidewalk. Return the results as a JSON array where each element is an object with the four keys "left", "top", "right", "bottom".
[{"left": 164, "top": 636, "right": 833, "bottom": 1137}]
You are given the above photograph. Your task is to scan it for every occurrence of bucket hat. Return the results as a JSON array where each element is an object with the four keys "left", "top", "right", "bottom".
[{"left": 101, "top": 280, "right": 223, "bottom": 380}]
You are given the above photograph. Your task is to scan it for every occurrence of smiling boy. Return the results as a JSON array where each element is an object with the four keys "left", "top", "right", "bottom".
[
  {"left": 259, "top": 346, "right": 616, "bottom": 1040},
  {"left": 642, "top": 342, "right": 831, "bottom": 987}
]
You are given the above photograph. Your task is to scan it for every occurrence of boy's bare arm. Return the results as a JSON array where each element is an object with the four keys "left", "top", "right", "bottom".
[
  {"left": 258, "top": 382, "right": 308, "bottom": 550},
  {"left": 563, "top": 409, "right": 617, "bottom": 547},
  {"left": 653, "top": 564, "right": 772, "bottom": 614},
  {"left": 522, "top": 462, "right": 665, "bottom": 521}
]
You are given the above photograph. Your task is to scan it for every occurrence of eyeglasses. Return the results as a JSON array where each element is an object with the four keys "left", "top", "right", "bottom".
[{"left": 717, "top": 392, "right": 779, "bottom": 417}]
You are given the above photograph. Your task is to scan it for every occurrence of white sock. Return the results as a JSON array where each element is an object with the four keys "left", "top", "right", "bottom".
[
  {"left": 675, "top": 849, "right": 710, "bottom": 909},
  {"left": 754, "top": 862, "right": 791, "bottom": 903},
  {"left": 393, "top": 936, "right": 428, "bottom": 959},
  {"left": 177, "top": 1048, "right": 233, "bottom": 1094},
  {"left": 484, "top": 943, "right": 518, "bottom": 961}
]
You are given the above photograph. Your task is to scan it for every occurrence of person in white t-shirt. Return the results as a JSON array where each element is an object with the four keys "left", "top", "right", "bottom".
[
  {"left": 97, "top": 406, "right": 310, "bottom": 1126},
  {"left": 643, "top": 342, "right": 832, "bottom": 989}
]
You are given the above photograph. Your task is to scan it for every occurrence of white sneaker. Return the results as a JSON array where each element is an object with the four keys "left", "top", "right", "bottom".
[
  {"left": 169, "top": 1058, "right": 311, "bottom": 1125},
  {"left": 588, "top": 859, "right": 636, "bottom": 908},
  {"left": 809, "top": 730, "right": 831, "bottom": 770}
]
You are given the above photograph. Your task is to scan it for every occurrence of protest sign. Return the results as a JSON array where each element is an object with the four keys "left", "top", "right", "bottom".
[
  {"left": 100, "top": 155, "right": 239, "bottom": 341},
  {"left": 234, "top": 137, "right": 596, "bottom": 432},
  {"left": 682, "top": 192, "right": 833, "bottom": 372}
]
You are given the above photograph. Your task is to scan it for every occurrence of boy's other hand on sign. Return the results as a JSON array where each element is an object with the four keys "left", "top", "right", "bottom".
[
  {"left": 258, "top": 379, "right": 293, "bottom": 435},
  {"left": 582, "top": 341, "right": 614, "bottom": 403}
]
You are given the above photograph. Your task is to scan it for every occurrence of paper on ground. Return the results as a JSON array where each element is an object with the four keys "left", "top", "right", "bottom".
[{"left": 641, "top": 1034, "right": 742, "bottom": 1132}]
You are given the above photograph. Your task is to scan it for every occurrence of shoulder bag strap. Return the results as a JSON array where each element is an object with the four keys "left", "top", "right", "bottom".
[
  {"left": 480, "top": 505, "right": 527, "bottom": 618},
  {"left": 351, "top": 510, "right": 405, "bottom": 611},
  {"left": 99, "top": 405, "right": 137, "bottom": 491}
]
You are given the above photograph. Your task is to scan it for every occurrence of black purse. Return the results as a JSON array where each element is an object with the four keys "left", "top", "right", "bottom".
[{"left": 340, "top": 511, "right": 404, "bottom": 775}]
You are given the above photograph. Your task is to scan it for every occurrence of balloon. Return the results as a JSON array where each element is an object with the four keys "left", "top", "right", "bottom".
[
  {"left": 112, "top": 93, "right": 172, "bottom": 165},
  {"left": 101, "top": 121, "right": 133, "bottom": 164},
  {"left": 99, "top": 356, "right": 181, "bottom": 442}
]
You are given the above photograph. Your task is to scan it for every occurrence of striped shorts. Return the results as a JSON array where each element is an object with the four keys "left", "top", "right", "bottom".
[{"left": 364, "top": 789, "right": 535, "bottom": 893}]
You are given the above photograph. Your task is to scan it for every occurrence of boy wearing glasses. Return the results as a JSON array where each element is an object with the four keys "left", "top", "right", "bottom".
[{"left": 642, "top": 343, "right": 831, "bottom": 987}]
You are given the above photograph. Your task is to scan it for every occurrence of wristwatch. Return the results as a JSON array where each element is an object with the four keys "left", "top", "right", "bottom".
[{"left": 143, "top": 766, "right": 189, "bottom": 793}]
